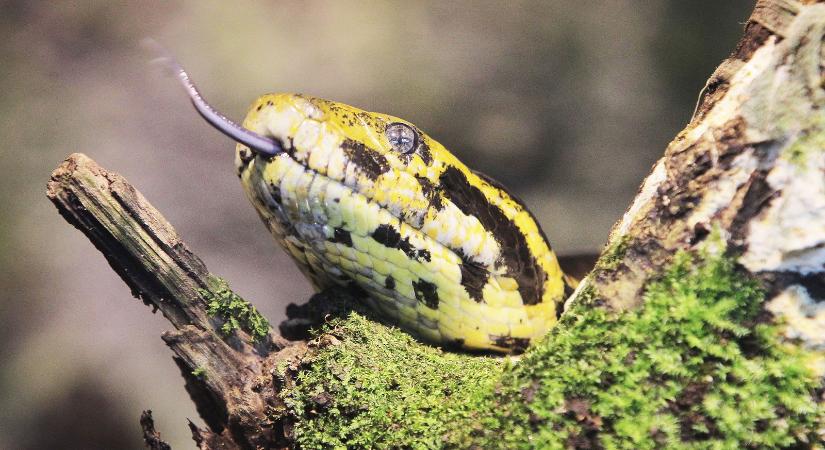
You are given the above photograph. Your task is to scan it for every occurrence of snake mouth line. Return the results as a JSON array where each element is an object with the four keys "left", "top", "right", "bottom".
[{"left": 247, "top": 148, "right": 454, "bottom": 265}]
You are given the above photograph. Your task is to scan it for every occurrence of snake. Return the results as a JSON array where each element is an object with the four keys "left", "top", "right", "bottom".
[{"left": 167, "top": 58, "right": 578, "bottom": 353}]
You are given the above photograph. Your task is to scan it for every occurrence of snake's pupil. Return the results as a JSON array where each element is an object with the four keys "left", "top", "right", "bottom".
[{"left": 386, "top": 122, "right": 417, "bottom": 154}]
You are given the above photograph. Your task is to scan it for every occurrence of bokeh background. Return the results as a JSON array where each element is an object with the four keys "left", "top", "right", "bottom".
[{"left": 0, "top": 1, "right": 754, "bottom": 448}]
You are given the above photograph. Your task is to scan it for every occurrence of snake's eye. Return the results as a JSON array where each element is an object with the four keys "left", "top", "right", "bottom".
[{"left": 385, "top": 122, "right": 418, "bottom": 154}]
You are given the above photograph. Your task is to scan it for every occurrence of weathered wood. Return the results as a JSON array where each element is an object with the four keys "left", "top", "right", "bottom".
[
  {"left": 47, "top": 153, "right": 298, "bottom": 449},
  {"left": 141, "top": 410, "right": 172, "bottom": 450}
]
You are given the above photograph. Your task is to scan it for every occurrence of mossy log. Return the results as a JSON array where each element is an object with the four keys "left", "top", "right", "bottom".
[{"left": 47, "top": 0, "right": 825, "bottom": 448}]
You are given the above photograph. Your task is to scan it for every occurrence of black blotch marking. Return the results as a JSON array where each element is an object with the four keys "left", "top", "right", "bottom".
[
  {"left": 238, "top": 148, "right": 254, "bottom": 165},
  {"left": 490, "top": 335, "right": 531, "bottom": 353},
  {"left": 341, "top": 139, "right": 390, "bottom": 180},
  {"left": 372, "top": 224, "right": 401, "bottom": 247},
  {"left": 412, "top": 279, "right": 439, "bottom": 308},
  {"left": 371, "top": 224, "right": 431, "bottom": 262},
  {"left": 384, "top": 275, "right": 396, "bottom": 290},
  {"left": 458, "top": 253, "right": 489, "bottom": 303},
  {"left": 473, "top": 169, "right": 553, "bottom": 253},
  {"left": 417, "top": 248, "right": 431, "bottom": 262},
  {"left": 416, "top": 176, "right": 443, "bottom": 210},
  {"left": 267, "top": 182, "right": 282, "bottom": 200},
  {"left": 440, "top": 166, "right": 547, "bottom": 305},
  {"left": 329, "top": 227, "right": 353, "bottom": 247},
  {"left": 256, "top": 104, "right": 263, "bottom": 111},
  {"left": 280, "top": 137, "right": 294, "bottom": 159},
  {"left": 416, "top": 137, "right": 433, "bottom": 165},
  {"left": 265, "top": 181, "right": 283, "bottom": 205}
]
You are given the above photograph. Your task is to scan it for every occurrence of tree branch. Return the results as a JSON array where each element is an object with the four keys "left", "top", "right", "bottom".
[{"left": 47, "top": 153, "right": 299, "bottom": 448}]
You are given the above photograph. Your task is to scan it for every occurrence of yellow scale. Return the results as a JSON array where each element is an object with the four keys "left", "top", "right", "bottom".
[{"left": 170, "top": 59, "right": 576, "bottom": 353}]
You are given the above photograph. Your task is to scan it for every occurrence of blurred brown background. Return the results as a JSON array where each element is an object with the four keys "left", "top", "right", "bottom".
[{"left": 0, "top": 1, "right": 753, "bottom": 448}]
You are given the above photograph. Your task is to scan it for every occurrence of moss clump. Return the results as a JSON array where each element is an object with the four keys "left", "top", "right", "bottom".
[
  {"left": 281, "top": 247, "right": 824, "bottom": 448},
  {"left": 191, "top": 367, "right": 206, "bottom": 379},
  {"left": 281, "top": 314, "right": 503, "bottom": 449},
  {"left": 488, "top": 248, "right": 825, "bottom": 449},
  {"left": 200, "top": 276, "right": 270, "bottom": 343}
]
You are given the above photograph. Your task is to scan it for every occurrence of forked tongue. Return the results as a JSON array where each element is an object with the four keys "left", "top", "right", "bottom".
[{"left": 143, "top": 38, "right": 282, "bottom": 156}]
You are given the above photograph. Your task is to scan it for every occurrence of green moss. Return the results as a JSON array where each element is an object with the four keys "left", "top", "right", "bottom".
[
  {"left": 487, "top": 247, "right": 824, "bottom": 449},
  {"left": 282, "top": 246, "right": 824, "bottom": 448},
  {"left": 281, "top": 314, "right": 504, "bottom": 449},
  {"left": 191, "top": 366, "right": 206, "bottom": 379},
  {"left": 199, "top": 276, "right": 270, "bottom": 343}
]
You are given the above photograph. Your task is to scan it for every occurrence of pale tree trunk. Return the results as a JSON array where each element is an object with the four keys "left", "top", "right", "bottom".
[{"left": 46, "top": 0, "right": 825, "bottom": 448}]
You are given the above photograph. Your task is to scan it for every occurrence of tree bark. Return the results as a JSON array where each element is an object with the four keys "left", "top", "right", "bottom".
[
  {"left": 585, "top": 0, "right": 825, "bottom": 332},
  {"left": 47, "top": 153, "right": 299, "bottom": 449},
  {"left": 47, "top": 0, "right": 825, "bottom": 448}
]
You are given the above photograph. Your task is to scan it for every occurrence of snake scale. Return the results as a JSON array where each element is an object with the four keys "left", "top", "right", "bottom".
[{"left": 170, "top": 60, "right": 578, "bottom": 353}]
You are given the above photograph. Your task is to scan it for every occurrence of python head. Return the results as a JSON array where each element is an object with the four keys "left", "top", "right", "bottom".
[{"left": 172, "top": 62, "right": 574, "bottom": 353}]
